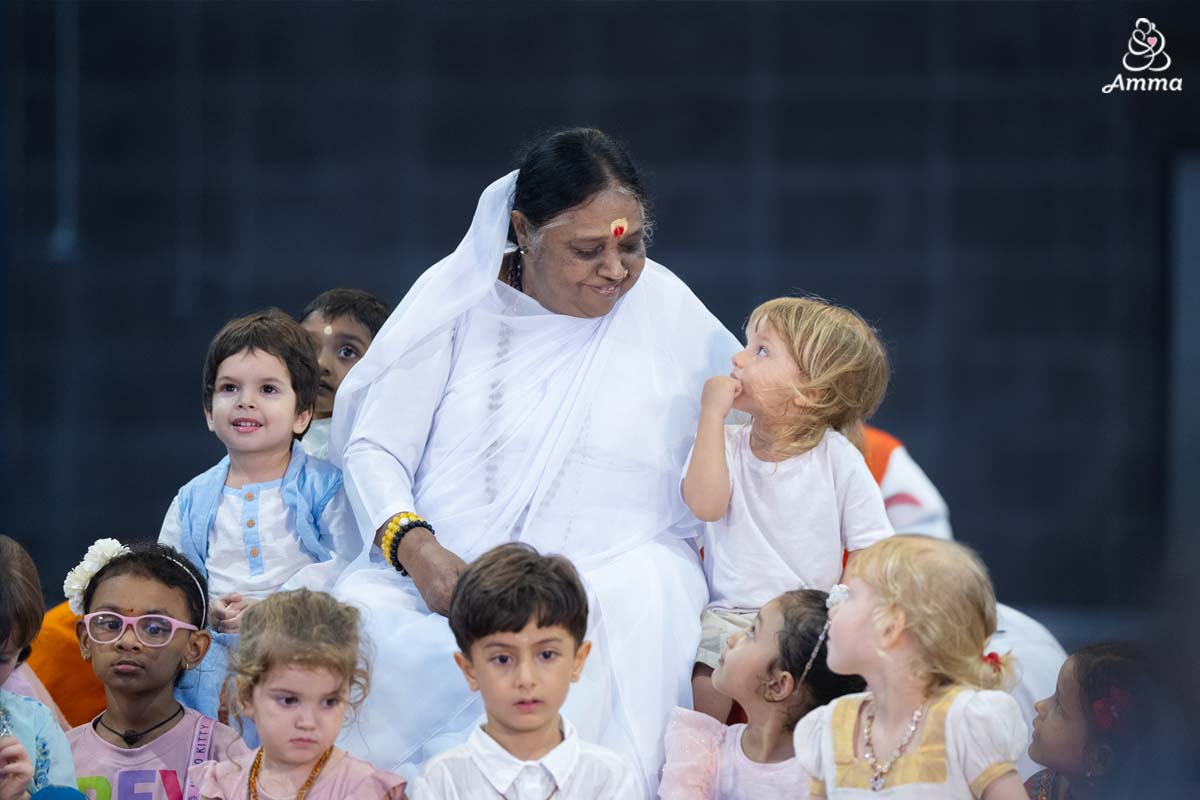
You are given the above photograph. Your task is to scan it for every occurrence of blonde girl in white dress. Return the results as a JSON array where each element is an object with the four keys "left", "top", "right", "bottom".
[{"left": 794, "top": 535, "right": 1028, "bottom": 799}]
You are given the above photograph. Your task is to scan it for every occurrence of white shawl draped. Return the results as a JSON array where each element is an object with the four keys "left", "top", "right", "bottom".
[
  {"left": 331, "top": 170, "right": 739, "bottom": 568},
  {"left": 329, "top": 171, "right": 740, "bottom": 794}
]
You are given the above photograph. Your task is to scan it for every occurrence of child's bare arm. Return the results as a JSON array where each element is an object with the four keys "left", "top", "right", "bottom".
[
  {"left": 682, "top": 376, "right": 740, "bottom": 521},
  {"left": 980, "top": 771, "right": 1025, "bottom": 800}
]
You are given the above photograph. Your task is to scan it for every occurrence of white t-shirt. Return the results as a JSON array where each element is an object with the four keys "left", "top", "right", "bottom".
[
  {"left": 410, "top": 717, "right": 640, "bottom": 799},
  {"left": 691, "top": 426, "right": 893, "bottom": 610}
]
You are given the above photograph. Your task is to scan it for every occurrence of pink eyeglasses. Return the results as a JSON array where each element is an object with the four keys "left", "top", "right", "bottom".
[{"left": 83, "top": 612, "right": 198, "bottom": 648}]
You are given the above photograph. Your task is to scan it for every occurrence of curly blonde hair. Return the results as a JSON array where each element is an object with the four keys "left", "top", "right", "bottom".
[
  {"left": 747, "top": 296, "right": 889, "bottom": 457},
  {"left": 845, "top": 535, "right": 1014, "bottom": 692},
  {"left": 229, "top": 589, "right": 370, "bottom": 711}
]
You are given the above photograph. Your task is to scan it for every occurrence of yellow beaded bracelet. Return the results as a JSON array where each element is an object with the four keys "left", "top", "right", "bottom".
[{"left": 381, "top": 512, "right": 434, "bottom": 575}]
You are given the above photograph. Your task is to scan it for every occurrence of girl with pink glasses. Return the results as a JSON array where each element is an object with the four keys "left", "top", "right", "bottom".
[{"left": 64, "top": 540, "right": 247, "bottom": 799}]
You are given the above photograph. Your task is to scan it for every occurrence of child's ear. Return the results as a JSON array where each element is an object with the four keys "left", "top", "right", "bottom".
[
  {"left": 204, "top": 407, "right": 216, "bottom": 432},
  {"left": 879, "top": 606, "right": 907, "bottom": 650},
  {"left": 76, "top": 619, "right": 92, "bottom": 662},
  {"left": 292, "top": 407, "right": 313, "bottom": 437},
  {"left": 184, "top": 629, "right": 212, "bottom": 670},
  {"left": 453, "top": 651, "right": 479, "bottom": 692},
  {"left": 764, "top": 668, "right": 796, "bottom": 703},
  {"left": 235, "top": 684, "right": 254, "bottom": 721},
  {"left": 1085, "top": 743, "right": 1114, "bottom": 780},
  {"left": 571, "top": 640, "right": 592, "bottom": 682}
]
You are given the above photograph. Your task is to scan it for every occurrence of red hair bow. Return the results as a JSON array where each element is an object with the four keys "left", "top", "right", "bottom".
[
  {"left": 982, "top": 651, "right": 1002, "bottom": 671},
  {"left": 1092, "top": 687, "right": 1132, "bottom": 732}
]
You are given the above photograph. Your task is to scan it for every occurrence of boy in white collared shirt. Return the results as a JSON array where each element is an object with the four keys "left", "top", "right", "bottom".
[{"left": 410, "top": 543, "right": 640, "bottom": 800}]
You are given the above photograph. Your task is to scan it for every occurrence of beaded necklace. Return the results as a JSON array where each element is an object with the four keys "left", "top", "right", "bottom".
[
  {"left": 862, "top": 696, "right": 928, "bottom": 792},
  {"left": 248, "top": 746, "right": 333, "bottom": 800},
  {"left": 96, "top": 703, "right": 183, "bottom": 747}
]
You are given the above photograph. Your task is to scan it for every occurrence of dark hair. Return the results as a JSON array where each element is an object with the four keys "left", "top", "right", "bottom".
[
  {"left": 300, "top": 288, "right": 391, "bottom": 339},
  {"left": 81, "top": 542, "right": 209, "bottom": 629},
  {"left": 508, "top": 127, "right": 652, "bottom": 244},
  {"left": 0, "top": 535, "right": 44, "bottom": 663},
  {"left": 1072, "top": 642, "right": 1145, "bottom": 796},
  {"left": 775, "top": 589, "right": 866, "bottom": 726},
  {"left": 449, "top": 543, "right": 588, "bottom": 655},
  {"left": 202, "top": 308, "right": 320, "bottom": 421}
]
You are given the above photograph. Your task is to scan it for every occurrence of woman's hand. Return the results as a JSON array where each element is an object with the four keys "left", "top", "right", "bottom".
[
  {"left": 392, "top": 527, "right": 467, "bottom": 617},
  {"left": 0, "top": 736, "right": 33, "bottom": 800}
]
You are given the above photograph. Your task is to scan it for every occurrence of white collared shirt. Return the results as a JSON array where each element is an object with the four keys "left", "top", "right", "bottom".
[
  {"left": 159, "top": 481, "right": 355, "bottom": 600},
  {"left": 409, "top": 717, "right": 640, "bottom": 800}
]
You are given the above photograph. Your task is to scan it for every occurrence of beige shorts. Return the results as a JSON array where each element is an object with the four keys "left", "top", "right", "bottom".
[{"left": 695, "top": 607, "right": 756, "bottom": 670}]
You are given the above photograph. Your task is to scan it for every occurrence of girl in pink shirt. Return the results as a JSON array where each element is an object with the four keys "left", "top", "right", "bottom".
[
  {"left": 189, "top": 589, "right": 405, "bottom": 800},
  {"left": 63, "top": 539, "right": 247, "bottom": 800},
  {"left": 660, "top": 589, "right": 864, "bottom": 800}
]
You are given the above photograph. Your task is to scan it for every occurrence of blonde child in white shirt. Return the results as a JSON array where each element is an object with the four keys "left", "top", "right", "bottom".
[
  {"left": 683, "top": 296, "right": 894, "bottom": 722},
  {"left": 410, "top": 544, "right": 639, "bottom": 800},
  {"left": 794, "top": 535, "right": 1028, "bottom": 799}
]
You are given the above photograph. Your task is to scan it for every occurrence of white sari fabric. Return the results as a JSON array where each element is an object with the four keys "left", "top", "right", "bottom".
[{"left": 329, "top": 172, "right": 739, "bottom": 795}]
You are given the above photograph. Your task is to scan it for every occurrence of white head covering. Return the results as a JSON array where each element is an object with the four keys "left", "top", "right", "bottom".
[{"left": 330, "top": 170, "right": 519, "bottom": 461}]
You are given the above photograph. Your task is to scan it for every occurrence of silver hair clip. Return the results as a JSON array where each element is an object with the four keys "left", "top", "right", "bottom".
[{"left": 795, "top": 620, "right": 831, "bottom": 687}]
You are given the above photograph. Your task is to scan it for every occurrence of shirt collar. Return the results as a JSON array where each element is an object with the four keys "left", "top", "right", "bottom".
[{"left": 467, "top": 716, "right": 581, "bottom": 795}]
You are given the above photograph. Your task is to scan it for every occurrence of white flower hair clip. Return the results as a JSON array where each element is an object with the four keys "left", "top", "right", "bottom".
[
  {"left": 64, "top": 538, "right": 130, "bottom": 615},
  {"left": 826, "top": 583, "right": 850, "bottom": 609}
]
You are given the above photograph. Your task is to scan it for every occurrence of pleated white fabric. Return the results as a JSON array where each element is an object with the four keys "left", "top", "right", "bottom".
[{"left": 328, "top": 171, "right": 739, "bottom": 796}]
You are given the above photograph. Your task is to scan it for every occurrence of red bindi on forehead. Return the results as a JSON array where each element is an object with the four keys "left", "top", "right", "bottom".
[{"left": 610, "top": 218, "right": 627, "bottom": 238}]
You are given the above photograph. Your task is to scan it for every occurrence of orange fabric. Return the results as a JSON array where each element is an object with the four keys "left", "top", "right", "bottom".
[
  {"left": 26, "top": 601, "right": 107, "bottom": 727},
  {"left": 863, "top": 425, "right": 902, "bottom": 485}
]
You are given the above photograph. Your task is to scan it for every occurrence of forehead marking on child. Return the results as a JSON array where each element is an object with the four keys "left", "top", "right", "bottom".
[{"left": 323, "top": 325, "right": 333, "bottom": 336}]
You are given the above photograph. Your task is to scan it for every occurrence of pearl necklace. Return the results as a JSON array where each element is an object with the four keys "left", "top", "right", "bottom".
[
  {"left": 248, "top": 746, "right": 333, "bottom": 800},
  {"left": 862, "top": 697, "right": 927, "bottom": 792}
]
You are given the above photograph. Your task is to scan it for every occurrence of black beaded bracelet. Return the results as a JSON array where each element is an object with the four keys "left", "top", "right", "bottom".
[{"left": 382, "top": 514, "right": 436, "bottom": 576}]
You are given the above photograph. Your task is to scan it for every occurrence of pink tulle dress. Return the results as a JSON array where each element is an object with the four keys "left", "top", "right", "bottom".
[{"left": 659, "top": 707, "right": 809, "bottom": 800}]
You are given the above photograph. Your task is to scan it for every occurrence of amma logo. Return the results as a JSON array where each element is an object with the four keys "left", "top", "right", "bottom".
[{"left": 1103, "top": 18, "right": 1182, "bottom": 93}]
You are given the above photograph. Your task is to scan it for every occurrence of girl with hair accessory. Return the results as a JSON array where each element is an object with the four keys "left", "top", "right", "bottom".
[
  {"left": 683, "top": 295, "right": 894, "bottom": 722},
  {"left": 1025, "top": 642, "right": 1145, "bottom": 800},
  {"left": 0, "top": 535, "right": 78, "bottom": 797},
  {"left": 63, "top": 540, "right": 247, "bottom": 800},
  {"left": 659, "top": 589, "right": 865, "bottom": 800},
  {"left": 793, "top": 535, "right": 1028, "bottom": 799},
  {"left": 189, "top": 589, "right": 405, "bottom": 800}
]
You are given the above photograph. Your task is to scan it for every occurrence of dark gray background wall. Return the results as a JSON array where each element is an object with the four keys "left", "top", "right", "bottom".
[{"left": 6, "top": 1, "right": 1198, "bottom": 612}]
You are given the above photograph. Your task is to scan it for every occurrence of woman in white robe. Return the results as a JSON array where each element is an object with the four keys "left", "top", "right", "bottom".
[{"left": 328, "top": 129, "right": 739, "bottom": 796}]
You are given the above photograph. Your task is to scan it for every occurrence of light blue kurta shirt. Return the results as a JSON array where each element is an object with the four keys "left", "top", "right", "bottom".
[{"left": 0, "top": 687, "right": 77, "bottom": 791}]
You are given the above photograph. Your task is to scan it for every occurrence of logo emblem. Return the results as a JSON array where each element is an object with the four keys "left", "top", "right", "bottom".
[
  {"left": 1102, "top": 18, "right": 1182, "bottom": 93},
  {"left": 1123, "top": 18, "right": 1171, "bottom": 72}
]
